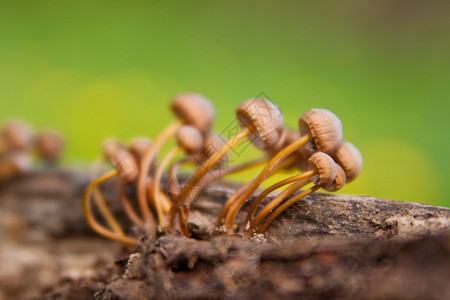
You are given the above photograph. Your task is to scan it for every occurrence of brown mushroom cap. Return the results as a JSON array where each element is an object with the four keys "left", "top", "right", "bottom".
[
  {"left": 299, "top": 109, "right": 343, "bottom": 154},
  {"left": 34, "top": 130, "right": 64, "bottom": 161},
  {"left": 266, "top": 127, "right": 289, "bottom": 156},
  {"left": 102, "top": 139, "right": 125, "bottom": 160},
  {"left": 332, "top": 141, "right": 363, "bottom": 182},
  {"left": 128, "top": 137, "right": 151, "bottom": 163},
  {"left": 323, "top": 164, "right": 346, "bottom": 192},
  {"left": 170, "top": 92, "right": 215, "bottom": 135},
  {"left": 176, "top": 125, "right": 204, "bottom": 155},
  {"left": 0, "top": 152, "right": 31, "bottom": 180},
  {"left": 0, "top": 120, "right": 33, "bottom": 151},
  {"left": 110, "top": 150, "right": 139, "bottom": 183},
  {"left": 235, "top": 98, "right": 284, "bottom": 151},
  {"left": 308, "top": 152, "right": 337, "bottom": 187},
  {"left": 194, "top": 133, "right": 229, "bottom": 169}
]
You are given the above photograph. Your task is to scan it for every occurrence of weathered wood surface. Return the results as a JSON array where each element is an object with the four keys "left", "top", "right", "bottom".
[{"left": 0, "top": 170, "right": 449, "bottom": 299}]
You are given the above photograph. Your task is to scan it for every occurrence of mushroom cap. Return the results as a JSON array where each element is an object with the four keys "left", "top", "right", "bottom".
[
  {"left": 308, "top": 152, "right": 337, "bottom": 187},
  {"left": 299, "top": 109, "right": 343, "bottom": 154},
  {"left": 34, "top": 129, "right": 64, "bottom": 161},
  {"left": 128, "top": 137, "right": 151, "bottom": 163},
  {"left": 266, "top": 127, "right": 289, "bottom": 156},
  {"left": 102, "top": 138, "right": 125, "bottom": 160},
  {"left": 323, "top": 164, "right": 346, "bottom": 192},
  {"left": 0, "top": 152, "right": 31, "bottom": 180},
  {"left": 332, "top": 141, "right": 363, "bottom": 182},
  {"left": 235, "top": 98, "right": 284, "bottom": 151},
  {"left": 176, "top": 125, "right": 204, "bottom": 155},
  {"left": 111, "top": 150, "right": 139, "bottom": 183},
  {"left": 0, "top": 120, "right": 33, "bottom": 151},
  {"left": 194, "top": 133, "right": 229, "bottom": 169},
  {"left": 170, "top": 92, "right": 215, "bottom": 135}
]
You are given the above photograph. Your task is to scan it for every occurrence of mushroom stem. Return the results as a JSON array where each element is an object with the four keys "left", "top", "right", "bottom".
[
  {"left": 167, "top": 127, "right": 252, "bottom": 233},
  {"left": 215, "top": 180, "right": 253, "bottom": 232},
  {"left": 222, "top": 133, "right": 312, "bottom": 231},
  {"left": 174, "top": 126, "right": 252, "bottom": 207},
  {"left": 167, "top": 157, "right": 191, "bottom": 200},
  {"left": 256, "top": 185, "right": 320, "bottom": 234},
  {"left": 243, "top": 169, "right": 316, "bottom": 228},
  {"left": 222, "top": 154, "right": 269, "bottom": 176},
  {"left": 92, "top": 187, "right": 125, "bottom": 235},
  {"left": 137, "top": 119, "right": 183, "bottom": 228},
  {"left": 152, "top": 146, "right": 181, "bottom": 228},
  {"left": 117, "top": 178, "right": 144, "bottom": 227},
  {"left": 246, "top": 179, "right": 311, "bottom": 233},
  {"left": 178, "top": 203, "right": 190, "bottom": 237},
  {"left": 82, "top": 169, "right": 137, "bottom": 247}
]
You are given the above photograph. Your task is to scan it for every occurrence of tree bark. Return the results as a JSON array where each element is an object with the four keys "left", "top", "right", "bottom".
[{"left": 0, "top": 170, "right": 449, "bottom": 300}]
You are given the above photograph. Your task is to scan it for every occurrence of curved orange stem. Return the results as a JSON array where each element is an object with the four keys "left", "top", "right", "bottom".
[
  {"left": 223, "top": 133, "right": 312, "bottom": 231},
  {"left": 82, "top": 169, "right": 137, "bottom": 247},
  {"left": 256, "top": 185, "right": 320, "bottom": 234},
  {"left": 243, "top": 169, "right": 316, "bottom": 228},
  {"left": 136, "top": 120, "right": 183, "bottom": 229}
]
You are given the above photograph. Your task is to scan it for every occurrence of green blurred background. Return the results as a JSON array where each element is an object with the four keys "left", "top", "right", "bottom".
[{"left": 0, "top": 1, "right": 448, "bottom": 206}]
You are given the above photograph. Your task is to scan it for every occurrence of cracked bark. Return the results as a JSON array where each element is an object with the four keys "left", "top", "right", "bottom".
[{"left": 0, "top": 170, "right": 449, "bottom": 299}]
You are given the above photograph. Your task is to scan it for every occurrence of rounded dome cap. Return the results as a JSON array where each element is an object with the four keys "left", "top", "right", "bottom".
[
  {"left": 176, "top": 125, "right": 204, "bottom": 155},
  {"left": 323, "top": 164, "right": 346, "bottom": 192},
  {"left": 236, "top": 98, "right": 284, "bottom": 151},
  {"left": 0, "top": 120, "right": 33, "bottom": 151},
  {"left": 111, "top": 150, "right": 139, "bottom": 183},
  {"left": 102, "top": 139, "right": 125, "bottom": 160},
  {"left": 299, "top": 109, "right": 343, "bottom": 154},
  {"left": 332, "top": 141, "right": 362, "bottom": 182},
  {"left": 0, "top": 152, "right": 31, "bottom": 180},
  {"left": 308, "top": 152, "right": 337, "bottom": 187},
  {"left": 170, "top": 92, "right": 215, "bottom": 135},
  {"left": 128, "top": 137, "right": 151, "bottom": 163},
  {"left": 34, "top": 130, "right": 64, "bottom": 161}
]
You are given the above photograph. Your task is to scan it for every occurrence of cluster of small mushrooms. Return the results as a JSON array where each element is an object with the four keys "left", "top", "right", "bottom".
[
  {"left": 83, "top": 93, "right": 363, "bottom": 247},
  {"left": 0, "top": 120, "right": 64, "bottom": 182}
]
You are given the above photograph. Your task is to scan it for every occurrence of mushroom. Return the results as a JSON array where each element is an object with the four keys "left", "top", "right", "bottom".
[
  {"left": 83, "top": 167, "right": 137, "bottom": 247},
  {"left": 83, "top": 140, "right": 145, "bottom": 247},
  {"left": 256, "top": 161, "right": 346, "bottom": 234},
  {"left": 246, "top": 152, "right": 338, "bottom": 234},
  {"left": 0, "top": 152, "right": 31, "bottom": 181},
  {"left": 172, "top": 98, "right": 284, "bottom": 234},
  {"left": 34, "top": 129, "right": 64, "bottom": 164},
  {"left": 219, "top": 108, "right": 343, "bottom": 232},
  {"left": 332, "top": 141, "right": 363, "bottom": 183},
  {"left": 128, "top": 137, "right": 152, "bottom": 165},
  {"left": 136, "top": 92, "right": 215, "bottom": 227},
  {"left": 151, "top": 125, "right": 204, "bottom": 228},
  {"left": 0, "top": 120, "right": 33, "bottom": 155}
]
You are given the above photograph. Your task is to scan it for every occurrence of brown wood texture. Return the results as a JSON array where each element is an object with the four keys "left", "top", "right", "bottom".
[{"left": 0, "top": 170, "right": 449, "bottom": 299}]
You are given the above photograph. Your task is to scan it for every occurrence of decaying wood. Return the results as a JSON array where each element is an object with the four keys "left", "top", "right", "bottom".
[{"left": 0, "top": 170, "right": 449, "bottom": 299}]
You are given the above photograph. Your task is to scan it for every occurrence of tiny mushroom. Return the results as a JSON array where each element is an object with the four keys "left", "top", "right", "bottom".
[
  {"left": 34, "top": 129, "right": 64, "bottom": 163},
  {"left": 151, "top": 125, "right": 204, "bottom": 228},
  {"left": 83, "top": 139, "right": 145, "bottom": 247},
  {"left": 0, "top": 120, "right": 33, "bottom": 155},
  {"left": 332, "top": 141, "right": 363, "bottom": 183},
  {"left": 127, "top": 137, "right": 152, "bottom": 165},
  {"left": 136, "top": 92, "right": 215, "bottom": 228},
  {"left": 246, "top": 152, "right": 337, "bottom": 234},
  {"left": 0, "top": 152, "right": 31, "bottom": 181},
  {"left": 173, "top": 98, "right": 284, "bottom": 235},
  {"left": 219, "top": 108, "right": 343, "bottom": 232}
]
